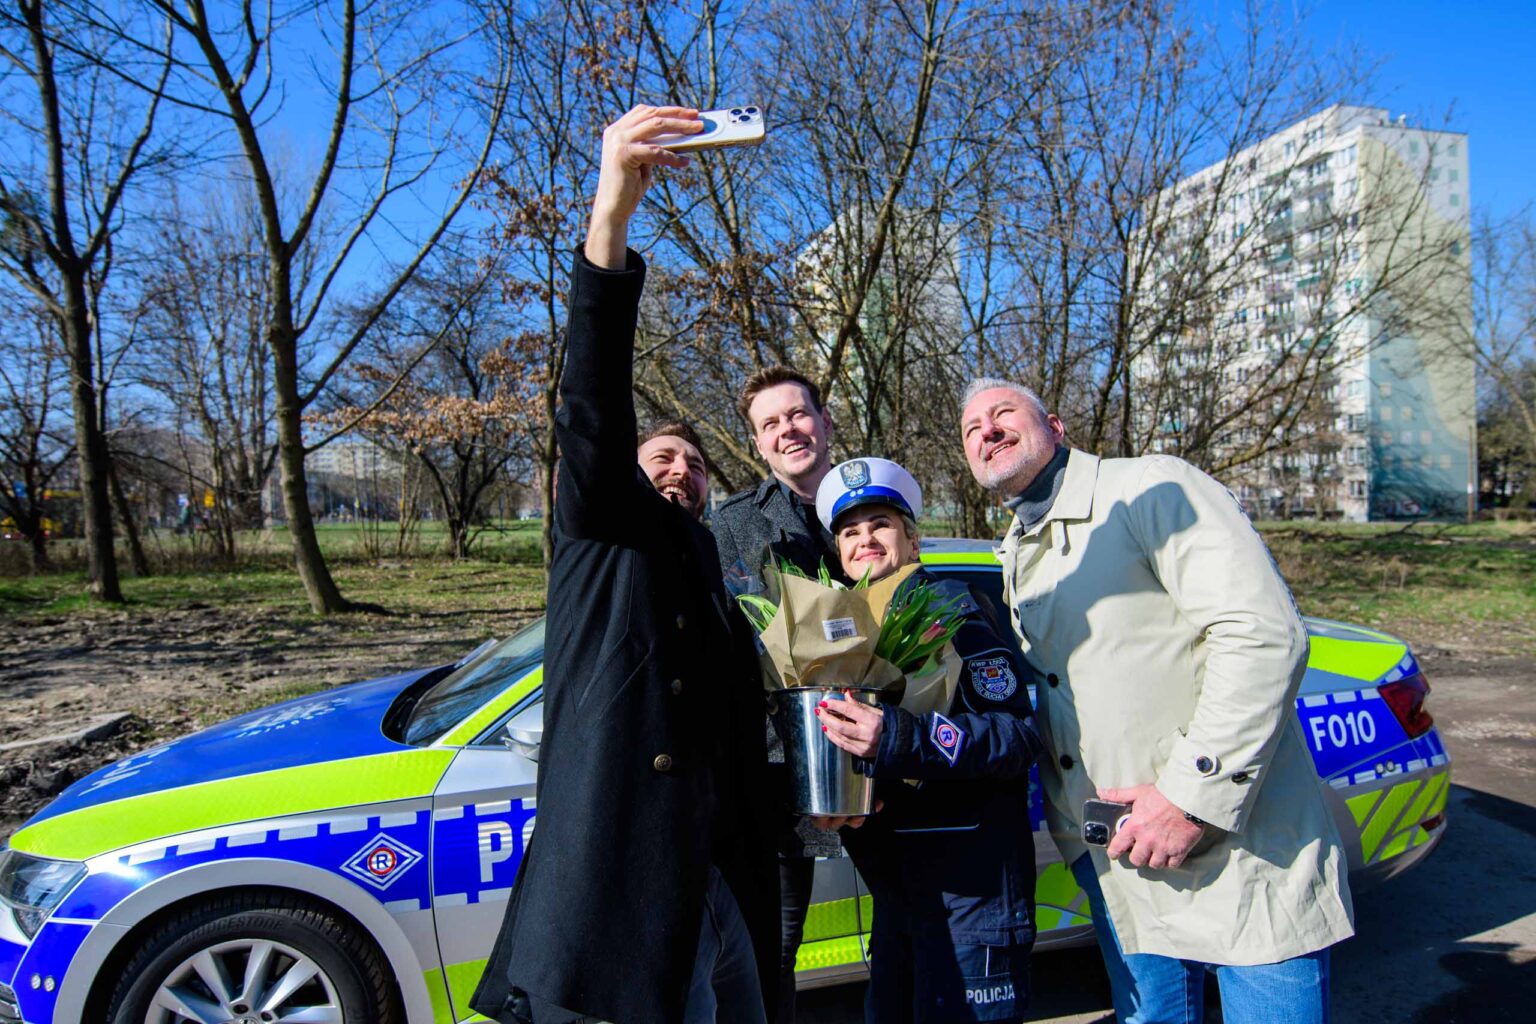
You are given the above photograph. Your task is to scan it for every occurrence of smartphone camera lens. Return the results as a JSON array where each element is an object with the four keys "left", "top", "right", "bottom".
[
  {"left": 1083, "top": 823, "right": 1108, "bottom": 846},
  {"left": 730, "top": 108, "right": 742, "bottom": 116},
  {"left": 746, "top": 106, "right": 758, "bottom": 114}
]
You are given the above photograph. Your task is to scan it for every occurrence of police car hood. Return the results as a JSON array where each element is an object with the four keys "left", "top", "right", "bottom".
[{"left": 10, "top": 668, "right": 446, "bottom": 857}]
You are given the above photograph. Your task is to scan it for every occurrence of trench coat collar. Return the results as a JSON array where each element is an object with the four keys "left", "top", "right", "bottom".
[{"left": 997, "top": 448, "right": 1100, "bottom": 556}]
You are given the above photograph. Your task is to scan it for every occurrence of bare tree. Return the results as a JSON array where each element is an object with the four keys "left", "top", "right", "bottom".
[
  {"left": 102, "top": 0, "right": 513, "bottom": 611},
  {"left": 0, "top": 0, "right": 174, "bottom": 599},
  {"left": 328, "top": 248, "right": 531, "bottom": 559},
  {"left": 134, "top": 183, "right": 281, "bottom": 560},
  {"left": 0, "top": 295, "right": 75, "bottom": 569},
  {"left": 1465, "top": 211, "right": 1536, "bottom": 510}
]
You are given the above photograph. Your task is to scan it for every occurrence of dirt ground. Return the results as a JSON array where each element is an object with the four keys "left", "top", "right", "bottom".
[{"left": 0, "top": 599, "right": 537, "bottom": 839}]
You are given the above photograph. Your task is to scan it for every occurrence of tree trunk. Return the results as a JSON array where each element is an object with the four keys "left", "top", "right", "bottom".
[
  {"left": 540, "top": 399, "right": 557, "bottom": 566},
  {"left": 62, "top": 278, "right": 123, "bottom": 602},
  {"left": 27, "top": 521, "right": 51, "bottom": 572},
  {"left": 273, "top": 349, "right": 348, "bottom": 613},
  {"left": 108, "top": 457, "right": 151, "bottom": 577}
]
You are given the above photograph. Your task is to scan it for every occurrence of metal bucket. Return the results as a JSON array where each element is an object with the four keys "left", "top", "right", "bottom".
[{"left": 773, "top": 686, "right": 885, "bottom": 817}]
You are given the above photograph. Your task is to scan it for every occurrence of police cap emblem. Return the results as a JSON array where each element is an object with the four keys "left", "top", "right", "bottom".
[{"left": 839, "top": 460, "right": 870, "bottom": 489}]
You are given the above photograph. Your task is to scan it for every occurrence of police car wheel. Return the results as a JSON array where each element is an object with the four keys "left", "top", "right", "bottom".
[{"left": 104, "top": 892, "right": 400, "bottom": 1024}]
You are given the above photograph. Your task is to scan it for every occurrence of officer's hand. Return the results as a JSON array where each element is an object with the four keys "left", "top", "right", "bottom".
[
  {"left": 585, "top": 104, "right": 701, "bottom": 268},
  {"left": 816, "top": 690, "right": 884, "bottom": 759},
  {"left": 1098, "top": 783, "right": 1205, "bottom": 870},
  {"left": 810, "top": 814, "right": 866, "bottom": 831},
  {"left": 810, "top": 799, "right": 883, "bottom": 832}
]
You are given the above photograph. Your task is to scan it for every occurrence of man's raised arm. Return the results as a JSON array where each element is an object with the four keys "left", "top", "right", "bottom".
[{"left": 553, "top": 106, "right": 700, "bottom": 539}]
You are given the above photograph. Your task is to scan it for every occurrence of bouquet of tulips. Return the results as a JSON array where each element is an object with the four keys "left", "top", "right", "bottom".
[{"left": 736, "top": 559, "right": 966, "bottom": 715}]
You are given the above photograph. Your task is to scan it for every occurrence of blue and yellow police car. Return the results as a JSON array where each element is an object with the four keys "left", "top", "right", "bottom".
[{"left": 0, "top": 540, "right": 1451, "bottom": 1023}]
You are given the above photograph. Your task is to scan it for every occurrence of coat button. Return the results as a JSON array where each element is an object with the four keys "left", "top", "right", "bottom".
[
  {"left": 653, "top": 754, "right": 673, "bottom": 772},
  {"left": 1058, "top": 754, "right": 1075, "bottom": 770},
  {"left": 675, "top": 614, "right": 687, "bottom": 630},
  {"left": 671, "top": 678, "right": 683, "bottom": 696},
  {"left": 1047, "top": 673, "right": 1059, "bottom": 687},
  {"left": 1195, "top": 755, "right": 1217, "bottom": 776},
  {"left": 1231, "top": 771, "right": 1250, "bottom": 783}
]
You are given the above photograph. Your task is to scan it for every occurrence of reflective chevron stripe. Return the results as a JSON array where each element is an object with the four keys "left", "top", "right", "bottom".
[{"left": 1346, "top": 768, "right": 1451, "bottom": 864}]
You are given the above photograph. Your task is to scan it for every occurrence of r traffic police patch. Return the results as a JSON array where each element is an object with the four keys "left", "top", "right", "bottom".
[
  {"left": 341, "top": 833, "right": 422, "bottom": 891},
  {"left": 839, "top": 460, "right": 870, "bottom": 488},
  {"left": 969, "top": 654, "right": 1018, "bottom": 701},
  {"left": 929, "top": 712, "right": 965, "bottom": 765}
]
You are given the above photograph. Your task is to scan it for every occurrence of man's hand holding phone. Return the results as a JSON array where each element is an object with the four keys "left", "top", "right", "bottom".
[
  {"left": 1098, "top": 783, "right": 1206, "bottom": 870},
  {"left": 585, "top": 105, "right": 702, "bottom": 269}
]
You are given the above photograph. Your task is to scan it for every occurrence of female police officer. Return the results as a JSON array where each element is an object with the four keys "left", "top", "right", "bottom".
[{"left": 812, "top": 458, "right": 1044, "bottom": 1024}]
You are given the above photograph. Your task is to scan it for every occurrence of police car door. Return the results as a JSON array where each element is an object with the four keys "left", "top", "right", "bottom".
[{"left": 429, "top": 693, "right": 541, "bottom": 1020}]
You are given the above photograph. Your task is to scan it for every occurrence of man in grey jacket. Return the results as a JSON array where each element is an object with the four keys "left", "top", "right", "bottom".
[{"left": 711, "top": 365, "right": 842, "bottom": 1024}]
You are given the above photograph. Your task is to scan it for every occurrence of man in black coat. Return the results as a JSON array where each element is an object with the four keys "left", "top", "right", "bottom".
[
  {"left": 472, "top": 104, "right": 777, "bottom": 1024},
  {"left": 710, "top": 366, "right": 844, "bottom": 1023}
]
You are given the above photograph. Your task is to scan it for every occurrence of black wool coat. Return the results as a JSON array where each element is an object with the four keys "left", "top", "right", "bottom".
[{"left": 471, "top": 251, "right": 778, "bottom": 1024}]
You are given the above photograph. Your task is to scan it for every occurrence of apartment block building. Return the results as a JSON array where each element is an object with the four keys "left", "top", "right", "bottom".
[{"left": 1136, "top": 104, "right": 1476, "bottom": 521}]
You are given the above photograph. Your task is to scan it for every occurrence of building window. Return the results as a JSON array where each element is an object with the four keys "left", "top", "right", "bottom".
[
  {"left": 1421, "top": 431, "right": 1432, "bottom": 446},
  {"left": 1448, "top": 143, "right": 1457, "bottom": 157},
  {"left": 1381, "top": 406, "right": 1394, "bottom": 422},
  {"left": 1401, "top": 430, "right": 1414, "bottom": 445},
  {"left": 1450, "top": 193, "right": 1460, "bottom": 206},
  {"left": 1439, "top": 454, "right": 1452, "bottom": 470},
  {"left": 1409, "top": 140, "right": 1420, "bottom": 156},
  {"left": 1347, "top": 380, "right": 1365, "bottom": 398},
  {"left": 1402, "top": 406, "right": 1414, "bottom": 421},
  {"left": 1349, "top": 480, "right": 1367, "bottom": 498},
  {"left": 1380, "top": 381, "right": 1393, "bottom": 397},
  {"left": 1347, "top": 446, "right": 1367, "bottom": 465},
  {"left": 1421, "top": 455, "right": 1433, "bottom": 470},
  {"left": 1347, "top": 414, "right": 1367, "bottom": 432},
  {"left": 1449, "top": 169, "right": 1459, "bottom": 183}
]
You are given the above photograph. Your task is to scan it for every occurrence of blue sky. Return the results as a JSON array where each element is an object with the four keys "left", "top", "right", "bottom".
[{"left": 1270, "top": 1, "right": 1534, "bottom": 221}]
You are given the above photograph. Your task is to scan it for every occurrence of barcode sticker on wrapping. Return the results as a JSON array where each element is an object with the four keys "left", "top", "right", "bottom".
[{"left": 822, "top": 617, "right": 859, "bottom": 642}]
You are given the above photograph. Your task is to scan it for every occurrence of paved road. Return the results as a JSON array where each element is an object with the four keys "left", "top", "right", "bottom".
[{"left": 800, "top": 657, "right": 1536, "bottom": 1023}]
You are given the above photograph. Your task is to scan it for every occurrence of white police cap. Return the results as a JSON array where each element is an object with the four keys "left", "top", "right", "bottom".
[{"left": 815, "top": 457, "right": 924, "bottom": 530}]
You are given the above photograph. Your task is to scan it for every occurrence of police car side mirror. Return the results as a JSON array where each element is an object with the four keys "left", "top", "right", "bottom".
[
  {"left": 502, "top": 725, "right": 540, "bottom": 762},
  {"left": 500, "top": 701, "right": 544, "bottom": 762}
]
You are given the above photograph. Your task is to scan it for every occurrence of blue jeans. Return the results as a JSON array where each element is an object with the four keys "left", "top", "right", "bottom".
[
  {"left": 1069, "top": 856, "right": 1331, "bottom": 1024},
  {"left": 684, "top": 866, "right": 768, "bottom": 1024}
]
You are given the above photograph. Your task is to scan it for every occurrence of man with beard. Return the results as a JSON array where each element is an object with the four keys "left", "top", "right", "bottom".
[
  {"left": 711, "top": 366, "right": 843, "bottom": 1024},
  {"left": 956, "top": 378, "right": 1353, "bottom": 1024},
  {"left": 472, "top": 104, "right": 776, "bottom": 1024}
]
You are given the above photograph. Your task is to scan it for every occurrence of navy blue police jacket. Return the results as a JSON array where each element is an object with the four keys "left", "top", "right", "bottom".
[{"left": 840, "top": 569, "right": 1044, "bottom": 946}]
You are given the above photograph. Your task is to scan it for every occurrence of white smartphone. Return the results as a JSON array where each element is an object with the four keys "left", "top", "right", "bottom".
[{"left": 652, "top": 105, "right": 766, "bottom": 153}]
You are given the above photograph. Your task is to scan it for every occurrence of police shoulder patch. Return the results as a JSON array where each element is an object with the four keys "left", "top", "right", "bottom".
[
  {"left": 929, "top": 711, "right": 965, "bottom": 765},
  {"left": 968, "top": 652, "right": 1018, "bottom": 702}
]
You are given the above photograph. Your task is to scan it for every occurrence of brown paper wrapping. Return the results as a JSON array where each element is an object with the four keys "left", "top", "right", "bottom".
[{"left": 755, "top": 563, "right": 959, "bottom": 718}]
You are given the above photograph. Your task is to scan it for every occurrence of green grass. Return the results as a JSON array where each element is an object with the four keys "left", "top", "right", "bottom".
[
  {"left": 0, "top": 559, "right": 548, "bottom": 621},
  {"left": 1265, "top": 527, "right": 1536, "bottom": 656}
]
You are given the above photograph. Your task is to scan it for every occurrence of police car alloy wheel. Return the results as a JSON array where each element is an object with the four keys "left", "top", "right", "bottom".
[{"left": 103, "top": 893, "right": 400, "bottom": 1024}]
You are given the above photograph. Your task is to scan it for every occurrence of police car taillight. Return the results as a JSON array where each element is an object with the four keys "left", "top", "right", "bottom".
[{"left": 1377, "top": 672, "right": 1434, "bottom": 738}]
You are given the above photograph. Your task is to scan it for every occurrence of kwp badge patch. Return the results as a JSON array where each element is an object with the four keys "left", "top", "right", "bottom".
[
  {"left": 969, "top": 655, "right": 1018, "bottom": 702},
  {"left": 929, "top": 712, "right": 965, "bottom": 765},
  {"left": 341, "top": 833, "right": 422, "bottom": 891}
]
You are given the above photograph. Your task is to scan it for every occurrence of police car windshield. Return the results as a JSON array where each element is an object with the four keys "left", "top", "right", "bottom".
[{"left": 404, "top": 618, "right": 547, "bottom": 745}]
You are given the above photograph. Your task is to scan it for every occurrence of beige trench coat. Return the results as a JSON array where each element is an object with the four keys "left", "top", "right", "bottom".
[{"left": 999, "top": 449, "right": 1354, "bottom": 965}]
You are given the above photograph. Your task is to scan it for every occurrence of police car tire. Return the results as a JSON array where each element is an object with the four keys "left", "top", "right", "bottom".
[{"left": 104, "top": 892, "right": 401, "bottom": 1024}]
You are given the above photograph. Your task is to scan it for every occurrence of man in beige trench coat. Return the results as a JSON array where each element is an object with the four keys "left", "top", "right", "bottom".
[{"left": 958, "top": 377, "right": 1354, "bottom": 1024}]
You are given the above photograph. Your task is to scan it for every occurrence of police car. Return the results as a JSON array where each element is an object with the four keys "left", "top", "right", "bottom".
[{"left": 0, "top": 540, "right": 1450, "bottom": 1023}]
